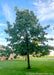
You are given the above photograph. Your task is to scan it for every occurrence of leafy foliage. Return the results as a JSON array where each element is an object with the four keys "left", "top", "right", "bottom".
[
  {"left": 0, "top": 46, "right": 13, "bottom": 59},
  {"left": 5, "top": 7, "right": 54, "bottom": 68}
]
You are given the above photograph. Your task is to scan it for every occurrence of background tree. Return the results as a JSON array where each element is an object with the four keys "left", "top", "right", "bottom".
[
  {"left": 5, "top": 7, "right": 53, "bottom": 69},
  {"left": 0, "top": 46, "right": 13, "bottom": 59}
]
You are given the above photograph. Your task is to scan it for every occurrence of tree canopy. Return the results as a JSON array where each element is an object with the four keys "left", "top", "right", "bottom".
[{"left": 5, "top": 7, "right": 54, "bottom": 69}]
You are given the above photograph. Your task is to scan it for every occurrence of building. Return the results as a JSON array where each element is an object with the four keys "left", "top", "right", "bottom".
[{"left": 0, "top": 56, "right": 6, "bottom": 61}]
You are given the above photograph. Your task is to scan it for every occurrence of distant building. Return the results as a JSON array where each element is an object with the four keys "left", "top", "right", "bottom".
[
  {"left": 0, "top": 56, "right": 6, "bottom": 61},
  {"left": 8, "top": 53, "right": 15, "bottom": 60}
]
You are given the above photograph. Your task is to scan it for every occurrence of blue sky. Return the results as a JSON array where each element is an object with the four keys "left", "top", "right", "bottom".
[{"left": 0, "top": 0, "right": 54, "bottom": 46}]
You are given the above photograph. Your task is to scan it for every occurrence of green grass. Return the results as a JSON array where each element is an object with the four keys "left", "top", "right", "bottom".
[{"left": 0, "top": 56, "right": 54, "bottom": 75}]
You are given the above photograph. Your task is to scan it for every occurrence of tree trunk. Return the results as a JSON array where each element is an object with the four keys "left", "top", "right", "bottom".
[
  {"left": 26, "top": 32, "right": 31, "bottom": 69},
  {"left": 27, "top": 53, "right": 30, "bottom": 69}
]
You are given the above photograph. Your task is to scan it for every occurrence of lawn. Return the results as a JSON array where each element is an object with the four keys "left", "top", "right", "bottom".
[{"left": 0, "top": 56, "right": 54, "bottom": 75}]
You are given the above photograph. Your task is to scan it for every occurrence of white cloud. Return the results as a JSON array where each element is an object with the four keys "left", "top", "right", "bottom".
[
  {"left": 48, "top": 42, "right": 54, "bottom": 46},
  {"left": 0, "top": 38, "right": 9, "bottom": 46},
  {"left": 0, "top": 41, "right": 7, "bottom": 46},
  {"left": 44, "top": 34, "right": 54, "bottom": 46},
  {"left": 44, "top": 34, "right": 54, "bottom": 38},
  {"left": 2, "top": 3, "right": 15, "bottom": 24},
  {"left": 0, "top": 32, "right": 5, "bottom": 36},
  {"left": 0, "top": 38, "right": 3, "bottom": 40},
  {"left": 33, "top": 0, "right": 54, "bottom": 21},
  {"left": 0, "top": 33, "right": 4, "bottom": 36},
  {"left": 0, "top": 38, "right": 5, "bottom": 41},
  {"left": 0, "top": 23, "right": 6, "bottom": 26}
]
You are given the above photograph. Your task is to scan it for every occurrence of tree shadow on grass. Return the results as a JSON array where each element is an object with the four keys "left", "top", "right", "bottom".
[
  {"left": 11, "top": 66, "right": 41, "bottom": 73},
  {"left": 24, "top": 67, "right": 41, "bottom": 72}
]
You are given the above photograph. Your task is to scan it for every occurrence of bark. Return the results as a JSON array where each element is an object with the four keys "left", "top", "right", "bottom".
[
  {"left": 26, "top": 32, "right": 31, "bottom": 69},
  {"left": 27, "top": 53, "right": 30, "bottom": 69}
]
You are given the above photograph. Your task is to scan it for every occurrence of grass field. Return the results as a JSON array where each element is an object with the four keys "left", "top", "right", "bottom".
[{"left": 0, "top": 56, "right": 54, "bottom": 75}]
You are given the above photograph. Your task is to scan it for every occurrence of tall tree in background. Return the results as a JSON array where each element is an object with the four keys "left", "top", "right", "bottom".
[{"left": 5, "top": 7, "right": 53, "bottom": 69}]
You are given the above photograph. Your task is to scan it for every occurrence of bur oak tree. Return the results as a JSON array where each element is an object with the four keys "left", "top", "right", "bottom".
[{"left": 5, "top": 7, "right": 53, "bottom": 69}]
